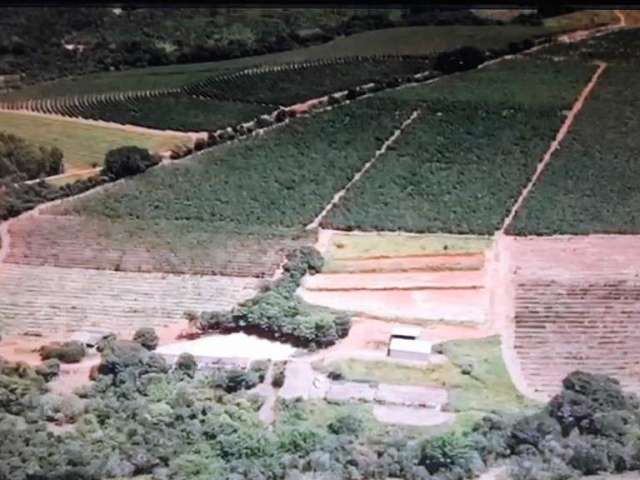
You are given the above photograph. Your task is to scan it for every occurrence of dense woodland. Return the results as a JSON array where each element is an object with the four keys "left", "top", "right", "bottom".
[{"left": 0, "top": 132, "right": 63, "bottom": 182}]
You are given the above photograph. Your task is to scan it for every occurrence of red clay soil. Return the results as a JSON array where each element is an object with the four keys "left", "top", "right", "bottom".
[
  {"left": 302, "top": 270, "right": 484, "bottom": 291},
  {"left": 492, "top": 235, "right": 640, "bottom": 401}
]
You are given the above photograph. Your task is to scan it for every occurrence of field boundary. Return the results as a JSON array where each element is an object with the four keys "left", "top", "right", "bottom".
[
  {"left": 306, "top": 109, "right": 421, "bottom": 230},
  {"left": 499, "top": 61, "right": 608, "bottom": 234}
]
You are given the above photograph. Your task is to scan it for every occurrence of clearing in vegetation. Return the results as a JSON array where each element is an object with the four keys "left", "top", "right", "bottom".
[
  {"left": 322, "top": 231, "right": 492, "bottom": 260},
  {"left": 322, "top": 56, "right": 596, "bottom": 234},
  {"left": 318, "top": 336, "right": 538, "bottom": 430},
  {"left": 0, "top": 110, "right": 190, "bottom": 171}
]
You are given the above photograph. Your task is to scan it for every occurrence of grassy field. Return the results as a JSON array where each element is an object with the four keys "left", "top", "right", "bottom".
[
  {"left": 321, "top": 336, "right": 538, "bottom": 421},
  {"left": 324, "top": 232, "right": 492, "bottom": 261},
  {"left": 0, "top": 111, "right": 190, "bottom": 171},
  {"left": 323, "top": 56, "right": 596, "bottom": 234},
  {"left": 0, "top": 24, "right": 562, "bottom": 101},
  {"left": 543, "top": 9, "right": 618, "bottom": 30}
]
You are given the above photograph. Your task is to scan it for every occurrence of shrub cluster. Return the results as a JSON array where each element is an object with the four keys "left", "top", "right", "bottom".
[
  {"left": 0, "top": 131, "right": 63, "bottom": 182},
  {"left": 3, "top": 349, "right": 640, "bottom": 480},
  {"left": 102, "top": 146, "right": 158, "bottom": 179},
  {"left": 39, "top": 340, "right": 86, "bottom": 363},
  {"left": 199, "top": 247, "right": 352, "bottom": 349}
]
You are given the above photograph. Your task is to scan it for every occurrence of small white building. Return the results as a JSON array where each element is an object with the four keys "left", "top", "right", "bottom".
[{"left": 388, "top": 338, "right": 432, "bottom": 362}]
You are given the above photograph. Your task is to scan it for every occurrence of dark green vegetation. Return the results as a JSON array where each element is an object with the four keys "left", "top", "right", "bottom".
[
  {"left": 60, "top": 96, "right": 415, "bottom": 233},
  {"left": 199, "top": 248, "right": 352, "bottom": 349},
  {"left": 186, "top": 57, "right": 428, "bottom": 106},
  {"left": 323, "top": 57, "right": 596, "bottom": 234},
  {"left": 0, "top": 8, "right": 395, "bottom": 85},
  {"left": 0, "top": 176, "right": 107, "bottom": 221},
  {"left": 3, "top": 339, "right": 640, "bottom": 480},
  {"left": 511, "top": 30, "right": 640, "bottom": 234},
  {"left": 64, "top": 95, "right": 275, "bottom": 132},
  {"left": 103, "top": 146, "right": 158, "bottom": 180},
  {"left": 39, "top": 341, "right": 86, "bottom": 364},
  {"left": 0, "top": 131, "right": 63, "bottom": 181}
]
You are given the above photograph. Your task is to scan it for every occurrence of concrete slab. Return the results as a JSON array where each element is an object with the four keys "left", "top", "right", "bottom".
[
  {"left": 326, "top": 381, "right": 376, "bottom": 403},
  {"left": 374, "top": 383, "right": 447, "bottom": 408},
  {"left": 373, "top": 405, "right": 455, "bottom": 427}
]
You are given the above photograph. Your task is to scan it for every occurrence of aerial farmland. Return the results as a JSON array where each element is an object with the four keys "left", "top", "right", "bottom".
[{"left": 1, "top": 7, "right": 639, "bottom": 480}]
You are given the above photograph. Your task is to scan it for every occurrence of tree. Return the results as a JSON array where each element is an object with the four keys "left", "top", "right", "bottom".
[{"left": 102, "top": 146, "right": 156, "bottom": 179}]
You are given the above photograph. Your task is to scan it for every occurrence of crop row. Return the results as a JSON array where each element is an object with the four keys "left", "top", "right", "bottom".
[
  {"left": 509, "top": 64, "right": 640, "bottom": 234},
  {"left": 183, "top": 57, "right": 429, "bottom": 106},
  {"left": 322, "top": 56, "right": 596, "bottom": 234},
  {"left": 58, "top": 96, "right": 417, "bottom": 233}
]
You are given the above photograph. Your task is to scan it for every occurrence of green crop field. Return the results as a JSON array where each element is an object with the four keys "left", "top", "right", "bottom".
[
  {"left": 509, "top": 65, "right": 640, "bottom": 234},
  {"left": 322, "top": 56, "right": 596, "bottom": 234},
  {"left": 0, "top": 24, "right": 560, "bottom": 101},
  {"left": 67, "top": 95, "right": 275, "bottom": 132},
  {"left": 57, "top": 96, "right": 416, "bottom": 233},
  {"left": 0, "top": 110, "right": 191, "bottom": 171},
  {"left": 188, "top": 58, "right": 428, "bottom": 106}
]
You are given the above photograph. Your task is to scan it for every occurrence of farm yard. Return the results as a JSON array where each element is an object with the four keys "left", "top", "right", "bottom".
[{"left": 2, "top": 8, "right": 640, "bottom": 480}]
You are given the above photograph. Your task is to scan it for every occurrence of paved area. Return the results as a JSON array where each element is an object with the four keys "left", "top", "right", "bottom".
[{"left": 373, "top": 405, "right": 455, "bottom": 427}]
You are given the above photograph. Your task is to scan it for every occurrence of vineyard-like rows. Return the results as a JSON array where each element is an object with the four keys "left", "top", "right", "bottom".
[
  {"left": 322, "top": 56, "right": 596, "bottom": 234},
  {"left": 184, "top": 57, "right": 429, "bottom": 106},
  {"left": 54, "top": 96, "right": 416, "bottom": 232},
  {"left": 7, "top": 214, "right": 311, "bottom": 277},
  {"left": 509, "top": 64, "right": 640, "bottom": 234}
]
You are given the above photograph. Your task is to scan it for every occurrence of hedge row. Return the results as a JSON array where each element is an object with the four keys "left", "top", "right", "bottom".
[
  {"left": 509, "top": 64, "right": 640, "bottom": 234},
  {"left": 323, "top": 57, "right": 596, "bottom": 234}
]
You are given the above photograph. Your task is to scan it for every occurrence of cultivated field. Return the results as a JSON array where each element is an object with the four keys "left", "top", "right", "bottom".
[
  {"left": 0, "top": 110, "right": 191, "bottom": 170},
  {"left": 511, "top": 29, "right": 640, "bottom": 234},
  {"left": 323, "top": 56, "right": 596, "bottom": 234}
]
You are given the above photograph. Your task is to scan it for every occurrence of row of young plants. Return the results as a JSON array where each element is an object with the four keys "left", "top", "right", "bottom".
[
  {"left": 3, "top": 329, "right": 640, "bottom": 480},
  {"left": 509, "top": 64, "right": 640, "bottom": 234},
  {"left": 323, "top": 56, "right": 596, "bottom": 234},
  {"left": 184, "top": 57, "right": 430, "bottom": 106},
  {"left": 60, "top": 96, "right": 417, "bottom": 232}
]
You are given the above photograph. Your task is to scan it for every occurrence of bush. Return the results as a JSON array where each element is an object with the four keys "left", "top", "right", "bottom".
[
  {"left": 175, "top": 352, "right": 197, "bottom": 377},
  {"left": 433, "top": 46, "right": 486, "bottom": 74},
  {"left": 271, "top": 361, "right": 287, "bottom": 388},
  {"left": 0, "top": 131, "right": 64, "bottom": 181},
  {"left": 102, "top": 146, "right": 157, "bottom": 179},
  {"left": 133, "top": 327, "right": 160, "bottom": 351},
  {"left": 418, "top": 433, "right": 479, "bottom": 475},
  {"left": 328, "top": 413, "right": 364, "bottom": 436},
  {"left": 39, "top": 340, "right": 86, "bottom": 363},
  {"left": 35, "top": 359, "right": 61, "bottom": 382}
]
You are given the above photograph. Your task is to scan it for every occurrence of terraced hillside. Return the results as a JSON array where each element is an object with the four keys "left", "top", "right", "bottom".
[
  {"left": 323, "top": 56, "right": 596, "bottom": 234},
  {"left": 496, "top": 236, "right": 640, "bottom": 399},
  {"left": 300, "top": 230, "right": 492, "bottom": 324}
]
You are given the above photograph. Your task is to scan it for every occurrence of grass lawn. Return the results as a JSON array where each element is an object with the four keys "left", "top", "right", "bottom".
[
  {"left": 1, "top": 24, "right": 559, "bottom": 100},
  {"left": 544, "top": 9, "right": 618, "bottom": 31},
  {"left": 320, "top": 336, "right": 539, "bottom": 429},
  {"left": 325, "top": 232, "right": 492, "bottom": 261},
  {"left": 0, "top": 111, "right": 191, "bottom": 171}
]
